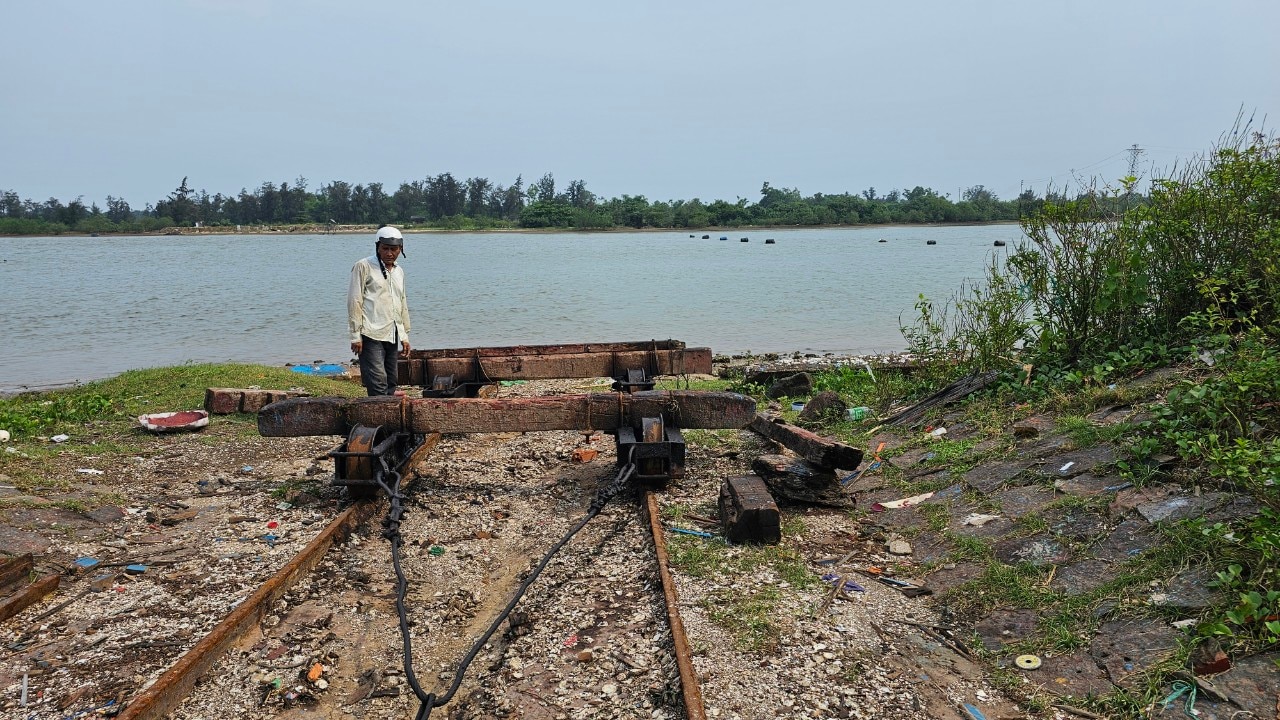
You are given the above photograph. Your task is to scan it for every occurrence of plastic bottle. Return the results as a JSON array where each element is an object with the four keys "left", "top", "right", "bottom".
[{"left": 848, "top": 406, "right": 871, "bottom": 421}]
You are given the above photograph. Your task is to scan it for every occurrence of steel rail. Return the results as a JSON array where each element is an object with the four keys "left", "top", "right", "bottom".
[
  {"left": 645, "top": 490, "right": 708, "bottom": 720},
  {"left": 115, "top": 433, "right": 440, "bottom": 720}
]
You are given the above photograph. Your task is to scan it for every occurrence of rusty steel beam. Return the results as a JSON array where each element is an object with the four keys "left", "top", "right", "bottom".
[
  {"left": 398, "top": 347, "right": 712, "bottom": 386},
  {"left": 645, "top": 491, "right": 707, "bottom": 720},
  {"left": 258, "top": 391, "right": 757, "bottom": 437},
  {"left": 116, "top": 433, "right": 441, "bottom": 720}
]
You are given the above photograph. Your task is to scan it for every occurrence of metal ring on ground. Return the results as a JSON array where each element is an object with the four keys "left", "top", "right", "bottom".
[{"left": 1015, "top": 654, "right": 1042, "bottom": 670}]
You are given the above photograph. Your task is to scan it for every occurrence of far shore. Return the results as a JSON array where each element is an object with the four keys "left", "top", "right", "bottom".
[{"left": 1, "top": 220, "right": 1021, "bottom": 240}]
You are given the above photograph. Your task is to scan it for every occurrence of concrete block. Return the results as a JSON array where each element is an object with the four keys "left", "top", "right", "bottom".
[{"left": 239, "top": 390, "right": 273, "bottom": 413}]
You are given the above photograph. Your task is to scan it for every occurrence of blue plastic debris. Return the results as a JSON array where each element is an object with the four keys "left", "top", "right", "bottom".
[
  {"left": 124, "top": 564, "right": 147, "bottom": 575},
  {"left": 820, "top": 573, "right": 866, "bottom": 593},
  {"left": 667, "top": 526, "right": 716, "bottom": 539},
  {"left": 73, "top": 557, "right": 100, "bottom": 571},
  {"left": 262, "top": 533, "right": 278, "bottom": 548},
  {"left": 291, "top": 363, "right": 346, "bottom": 376},
  {"left": 961, "top": 703, "right": 988, "bottom": 720}
]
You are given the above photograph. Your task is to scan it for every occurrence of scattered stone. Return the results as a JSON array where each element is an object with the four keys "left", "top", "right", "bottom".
[
  {"left": 1204, "top": 650, "right": 1279, "bottom": 717},
  {"left": 1086, "top": 404, "right": 1137, "bottom": 426},
  {"left": 765, "top": 372, "right": 814, "bottom": 399},
  {"left": 796, "top": 391, "right": 847, "bottom": 423},
  {"left": 1012, "top": 414, "right": 1053, "bottom": 438},
  {"left": 886, "top": 539, "right": 912, "bottom": 556},
  {"left": 1089, "top": 619, "right": 1180, "bottom": 688},
  {"left": 1014, "top": 433, "right": 1072, "bottom": 458}
]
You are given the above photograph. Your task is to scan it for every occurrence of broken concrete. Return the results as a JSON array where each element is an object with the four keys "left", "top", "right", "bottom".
[
  {"left": 994, "top": 534, "right": 1070, "bottom": 567},
  {"left": 1136, "top": 491, "right": 1230, "bottom": 524},
  {"left": 1050, "top": 560, "right": 1114, "bottom": 596},
  {"left": 1028, "top": 651, "right": 1116, "bottom": 700},
  {"left": 975, "top": 609, "right": 1040, "bottom": 652}
]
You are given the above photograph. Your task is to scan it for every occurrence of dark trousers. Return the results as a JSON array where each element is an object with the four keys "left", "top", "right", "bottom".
[{"left": 358, "top": 335, "right": 399, "bottom": 396}]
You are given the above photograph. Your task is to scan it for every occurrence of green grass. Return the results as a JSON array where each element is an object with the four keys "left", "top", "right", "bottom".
[{"left": 701, "top": 585, "right": 785, "bottom": 652}]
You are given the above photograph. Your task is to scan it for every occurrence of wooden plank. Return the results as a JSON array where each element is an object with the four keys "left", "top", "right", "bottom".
[
  {"left": 258, "top": 391, "right": 757, "bottom": 437},
  {"left": 719, "top": 476, "right": 781, "bottom": 543},
  {"left": 748, "top": 415, "right": 864, "bottom": 470},
  {"left": 0, "top": 574, "right": 60, "bottom": 624},
  {"left": 884, "top": 370, "right": 998, "bottom": 428},
  {"left": 408, "top": 339, "right": 686, "bottom": 359},
  {"left": 401, "top": 348, "right": 712, "bottom": 384},
  {"left": 0, "top": 553, "right": 34, "bottom": 592}
]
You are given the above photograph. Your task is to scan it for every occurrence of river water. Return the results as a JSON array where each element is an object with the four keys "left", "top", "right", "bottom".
[{"left": 0, "top": 225, "right": 1024, "bottom": 391}]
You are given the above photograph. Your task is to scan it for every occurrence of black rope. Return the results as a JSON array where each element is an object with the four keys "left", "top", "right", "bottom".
[{"left": 378, "top": 447, "right": 638, "bottom": 720}]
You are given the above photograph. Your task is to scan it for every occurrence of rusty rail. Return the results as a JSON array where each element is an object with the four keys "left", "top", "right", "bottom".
[
  {"left": 116, "top": 434, "right": 440, "bottom": 720},
  {"left": 645, "top": 490, "right": 707, "bottom": 720}
]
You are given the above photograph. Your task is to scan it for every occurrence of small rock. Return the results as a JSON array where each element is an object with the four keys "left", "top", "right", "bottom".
[{"left": 887, "top": 540, "right": 912, "bottom": 555}]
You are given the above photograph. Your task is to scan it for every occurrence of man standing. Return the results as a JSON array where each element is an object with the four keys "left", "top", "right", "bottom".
[{"left": 348, "top": 226, "right": 411, "bottom": 396}]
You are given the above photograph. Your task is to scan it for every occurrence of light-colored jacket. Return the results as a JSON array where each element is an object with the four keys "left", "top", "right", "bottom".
[{"left": 348, "top": 256, "right": 410, "bottom": 344}]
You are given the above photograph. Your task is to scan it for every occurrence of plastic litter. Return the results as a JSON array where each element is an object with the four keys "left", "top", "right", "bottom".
[
  {"left": 790, "top": 401, "right": 805, "bottom": 412},
  {"left": 73, "top": 557, "right": 100, "bottom": 571},
  {"left": 1160, "top": 680, "right": 1198, "bottom": 716},
  {"left": 928, "top": 427, "right": 947, "bottom": 439},
  {"left": 962, "top": 513, "right": 1001, "bottom": 527},
  {"left": 51, "top": 434, "right": 70, "bottom": 443},
  {"left": 1059, "top": 461, "right": 1076, "bottom": 473},
  {"left": 0, "top": 429, "right": 10, "bottom": 442},
  {"left": 428, "top": 545, "right": 445, "bottom": 556},
  {"left": 76, "top": 468, "right": 104, "bottom": 475},
  {"left": 667, "top": 526, "right": 716, "bottom": 539},
  {"left": 871, "top": 491, "right": 934, "bottom": 512},
  {"left": 125, "top": 564, "right": 147, "bottom": 575},
  {"left": 820, "top": 573, "right": 865, "bottom": 593},
  {"left": 961, "top": 703, "right": 987, "bottom": 720},
  {"left": 848, "top": 406, "right": 871, "bottom": 421}
]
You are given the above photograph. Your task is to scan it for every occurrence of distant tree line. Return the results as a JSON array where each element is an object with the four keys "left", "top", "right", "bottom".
[{"left": 0, "top": 172, "right": 1144, "bottom": 235}]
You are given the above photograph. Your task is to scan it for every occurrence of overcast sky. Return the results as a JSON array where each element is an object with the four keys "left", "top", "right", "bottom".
[{"left": 4, "top": 0, "right": 1278, "bottom": 208}]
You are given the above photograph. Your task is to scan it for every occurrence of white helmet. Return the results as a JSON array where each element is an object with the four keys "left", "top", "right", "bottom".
[{"left": 375, "top": 226, "right": 403, "bottom": 246}]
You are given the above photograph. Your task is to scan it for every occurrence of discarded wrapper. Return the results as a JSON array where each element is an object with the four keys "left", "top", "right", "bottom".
[
  {"left": 962, "top": 513, "right": 1001, "bottom": 527},
  {"left": 871, "top": 491, "right": 935, "bottom": 512}
]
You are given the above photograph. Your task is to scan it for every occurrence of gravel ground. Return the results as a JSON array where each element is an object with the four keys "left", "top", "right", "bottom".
[{"left": 3, "top": 376, "right": 1030, "bottom": 720}]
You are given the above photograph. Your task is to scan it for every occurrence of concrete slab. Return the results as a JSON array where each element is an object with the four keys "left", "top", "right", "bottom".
[
  {"left": 1050, "top": 560, "right": 1114, "bottom": 597},
  {"left": 962, "top": 461, "right": 1033, "bottom": 494},
  {"left": 1150, "top": 568, "right": 1224, "bottom": 611},
  {"left": 1036, "top": 445, "right": 1119, "bottom": 479},
  {"left": 994, "top": 534, "right": 1070, "bottom": 567},
  {"left": 1089, "top": 619, "right": 1181, "bottom": 688},
  {"left": 1136, "top": 491, "right": 1230, "bottom": 524},
  {"left": 1053, "top": 473, "right": 1127, "bottom": 497},
  {"left": 1091, "top": 517, "right": 1157, "bottom": 562},
  {"left": 975, "top": 609, "right": 1040, "bottom": 652},
  {"left": 924, "top": 562, "right": 985, "bottom": 594},
  {"left": 991, "top": 485, "right": 1059, "bottom": 519},
  {"left": 1027, "top": 651, "right": 1116, "bottom": 700}
]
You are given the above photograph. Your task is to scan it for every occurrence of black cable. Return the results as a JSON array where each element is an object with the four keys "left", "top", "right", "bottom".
[{"left": 378, "top": 448, "right": 638, "bottom": 720}]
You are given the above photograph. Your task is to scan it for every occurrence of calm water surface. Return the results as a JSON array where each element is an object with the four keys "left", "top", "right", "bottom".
[{"left": 0, "top": 226, "right": 1023, "bottom": 391}]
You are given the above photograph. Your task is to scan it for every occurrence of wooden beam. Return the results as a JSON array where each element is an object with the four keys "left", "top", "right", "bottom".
[
  {"left": 748, "top": 415, "right": 864, "bottom": 470},
  {"left": 0, "top": 553, "right": 34, "bottom": 592},
  {"left": 407, "top": 340, "right": 686, "bottom": 359},
  {"left": 0, "top": 574, "right": 60, "bottom": 624},
  {"left": 400, "top": 347, "right": 712, "bottom": 384},
  {"left": 258, "top": 391, "right": 757, "bottom": 437}
]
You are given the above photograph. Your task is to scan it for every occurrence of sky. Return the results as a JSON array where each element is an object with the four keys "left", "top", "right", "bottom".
[{"left": 3, "top": 0, "right": 1278, "bottom": 209}]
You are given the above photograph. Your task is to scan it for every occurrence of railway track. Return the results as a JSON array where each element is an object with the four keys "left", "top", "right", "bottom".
[
  {"left": 4, "top": 369, "right": 1027, "bottom": 720},
  {"left": 158, "top": 419, "right": 702, "bottom": 720}
]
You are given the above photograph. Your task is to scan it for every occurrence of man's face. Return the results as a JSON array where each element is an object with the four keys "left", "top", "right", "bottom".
[{"left": 377, "top": 242, "right": 402, "bottom": 265}]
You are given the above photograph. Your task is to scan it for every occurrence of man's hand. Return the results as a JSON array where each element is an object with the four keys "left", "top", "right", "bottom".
[
  {"left": 401, "top": 340, "right": 411, "bottom": 353},
  {"left": 351, "top": 341, "right": 362, "bottom": 355}
]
